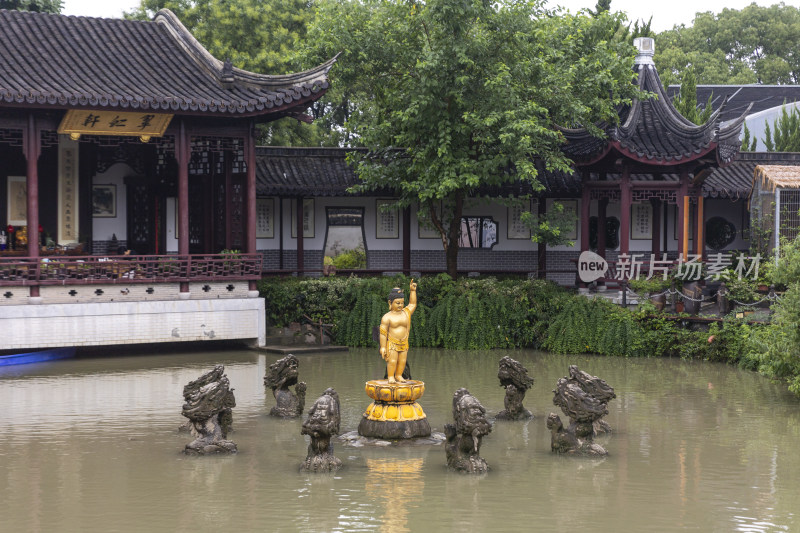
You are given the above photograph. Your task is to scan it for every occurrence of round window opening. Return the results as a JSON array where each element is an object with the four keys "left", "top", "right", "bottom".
[{"left": 705, "top": 216, "right": 737, "bottom": 251}]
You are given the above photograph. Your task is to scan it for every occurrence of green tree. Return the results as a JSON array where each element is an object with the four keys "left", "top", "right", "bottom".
[
  {"left": 673, "top": 68, "right": 713, "bottom": 125},
  {"left": 740, "top": 123, "right": 757, "bottom": 152},
  {"left": 305, "top": 0, "right": 640, "bottom": 277},
  {"left": 762, "top": 104, "right": 800, "bottom": 152},
  {"left": 125, "top": 0, "right": 341, "bottom": 146},
  {"left": 655, "top": 4, "right": 800, "bottom": 86},
  {"left": 0, "top": 0, "right": 61, "bottom": 12}
]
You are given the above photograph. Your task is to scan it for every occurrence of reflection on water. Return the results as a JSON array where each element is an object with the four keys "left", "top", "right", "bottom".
[
  {"left": 2, "top": 347, "right": 800, "bottom": 532},
  {"left": 366, "top": 457, "right": 424, "bottom": 533}
]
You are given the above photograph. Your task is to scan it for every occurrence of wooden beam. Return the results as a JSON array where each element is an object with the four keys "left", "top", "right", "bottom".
[
  {"left": 296, "top": 197, "right": 304, "bottom": 274},
  {"left": 682, "top": 195, "right": 690, "bottom": 258},
  {"left": 598, "top": 198, "right": 608, "bottom": 258},
  {"left": 620, "top": 167, "right": 631, "bottom": 255},
  {"left": 678, "top": 170, "right": 688, "bottom": 258},
  {"left": 695, "top": 195, "right": 704, "bottom": 258},
  {"left": 24, "top": 113, "right": 40, "bottom": 298},
  {"left": 177, "top": 120, "right": 190, "bottom": 293},
  {"left": 580, "top": 184, "right": 590, "bottom": 254}
]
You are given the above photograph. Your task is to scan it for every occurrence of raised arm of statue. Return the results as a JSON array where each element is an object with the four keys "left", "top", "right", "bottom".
[{"left": 407, "top": 279, "right": 417, "bottom": 315}]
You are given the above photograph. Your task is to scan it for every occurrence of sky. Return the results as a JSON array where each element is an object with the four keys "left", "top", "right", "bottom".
[{"left": 62, "top": 0, "right": 800, "bottom": 33}]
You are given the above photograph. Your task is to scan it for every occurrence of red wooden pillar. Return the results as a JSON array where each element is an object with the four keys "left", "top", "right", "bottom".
[
  {"left": 245, "top": 121, "right": 258, "bottom": 291},
  {"left": 580, "top": 184, "right": 590, "bottom": 253},
  {"left": 402, "top": 206, "right": 411, "bottom": 275},
  {"left": 176, "top": 120, "right": 190, "bottom": 293},
  {"left": 695, "top": 194, "right": 704, "bottom": 258},
  {"left": 619, "top": 167, "right": 631, "bottom": 255},
  {"left": 597, "top": 197, "right": 608, "bottom": 258},
  {"left": 537, "top": 197, "right": 546, "bottom": 279},
  {"left": 296, "top": 197, "right": 304, "bottom": 275},
  {"left": 23, "top": 113, "right": 41, "bottom": 298},
  {"left": 678, "top": 171, "right": 688, "bottom": 258},
  {"left": 651, "top": 198, "right": 661, "bottom": 257}
]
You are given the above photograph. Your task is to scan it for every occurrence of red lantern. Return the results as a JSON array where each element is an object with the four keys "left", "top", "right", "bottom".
[
  {"left": 7, "top": 225, "right": 13, "bottom": 233},
  {"left": 38, "top": 225, "right": 43, "bottom": 233}
]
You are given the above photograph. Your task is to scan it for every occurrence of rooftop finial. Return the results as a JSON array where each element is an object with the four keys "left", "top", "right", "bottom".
[{"left": 633, "top": 37, "right": 655, "bottom": 66}]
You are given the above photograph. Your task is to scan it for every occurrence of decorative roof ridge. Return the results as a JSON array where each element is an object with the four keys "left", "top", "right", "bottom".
[
  {"left": 717, "top": 102, "right": 753, "bottom": 141},
  {"left": 154, "top": 9, "right": 337, "bottom": 91}
]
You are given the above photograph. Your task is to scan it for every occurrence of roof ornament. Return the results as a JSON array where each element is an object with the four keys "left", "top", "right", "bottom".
[
  {"left": 221, "top": 59, "right": 235, "bottom": 90},
  {"left": 633, "top": 37, "right": 655, "bottom": 67}
]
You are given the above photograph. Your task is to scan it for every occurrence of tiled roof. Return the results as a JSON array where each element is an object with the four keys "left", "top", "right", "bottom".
[
  {"left": 255, "top": 147, "right": 794, "bottom": 201},
  {"left": 256, "top": 147, "right": 364, "bottom": 197},
  {"left": 0, "top": 9, "right": 335, "bottom": 118},
  {"left": 255, "top": 147, "right": 583, "bottom": 197},
  {"left": 561, "top": 63, "right": 749, "bottom": 167}
]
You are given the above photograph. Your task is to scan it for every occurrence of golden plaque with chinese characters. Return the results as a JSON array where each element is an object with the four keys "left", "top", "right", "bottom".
[{"left": 57, "top": 110, "right": 173, "bottom": 141}]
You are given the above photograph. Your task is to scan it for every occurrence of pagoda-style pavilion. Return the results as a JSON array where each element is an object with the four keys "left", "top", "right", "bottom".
[
  {"left": 0, "top": 9, "right": 334, "bottom": 349},
  {"left": 560, "top": 37, "right": 749, "bottom": 268}
]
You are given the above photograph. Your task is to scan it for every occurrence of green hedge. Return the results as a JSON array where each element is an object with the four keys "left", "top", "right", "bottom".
[{"left": 258, "top": 274, "right": 799, "bottom": 397}]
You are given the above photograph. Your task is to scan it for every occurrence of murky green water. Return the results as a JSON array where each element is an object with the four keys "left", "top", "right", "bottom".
[{"left": 2, "top": 347, "right": 799, "bottom": 532}]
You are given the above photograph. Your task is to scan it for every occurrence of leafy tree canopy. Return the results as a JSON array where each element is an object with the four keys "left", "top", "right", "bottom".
[
  {"left": 0, "top": 0, "right": 61, "bottom": 12},
  {"left": 655, "top": 3, "right": 800, "bottom": 86},
  {"left": 125, "top": 0, "right": 341, "bottom": 146},
  {"left": 304, "top": 0, "right": 641, "bottom": 276},
  {"left": 673, "top": 68, "right": 713, "bottom": 125}
]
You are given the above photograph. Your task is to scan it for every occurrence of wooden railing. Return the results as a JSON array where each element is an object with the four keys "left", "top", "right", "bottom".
[{"left": 0, "top": 254, "right": 263, "bottom": 286}]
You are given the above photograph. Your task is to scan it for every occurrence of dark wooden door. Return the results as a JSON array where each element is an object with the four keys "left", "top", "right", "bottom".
[{"left": 125, "top": 181, "right": 155, "bottom": 254}]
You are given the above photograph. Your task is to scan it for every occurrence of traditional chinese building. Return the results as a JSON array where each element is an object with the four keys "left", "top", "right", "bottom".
[
  {"left": 0, "top": 9, "right": 334, "bottom": 349},
  {"left": 559, "top": 37, "right": 749, "bottom": 280},
  {"left": 250, "top": 39, "right": 759, "bottom": 284}
]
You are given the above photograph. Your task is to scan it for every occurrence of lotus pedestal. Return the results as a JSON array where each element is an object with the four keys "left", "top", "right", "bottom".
[{"left": 357, "top": 380, "right": 431, "bottom": 439}]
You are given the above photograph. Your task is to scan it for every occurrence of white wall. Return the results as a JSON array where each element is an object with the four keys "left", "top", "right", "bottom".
[
  {"left": 0, "top": 297, "right": 266, "bottom": 350},
  {"left": 91, "top": 163, "right": 135, "bottom": 242},
  {"left": 254, "top": 196, "right": 751, "bottom": 255}
]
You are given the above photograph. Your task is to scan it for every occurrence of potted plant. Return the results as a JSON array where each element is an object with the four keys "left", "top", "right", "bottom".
[
  {"left": 628, "top": 276, "right": 671, "bottom": 311},
  {"left": 671, "top": 263, "right": 705, "bottom": 316}
]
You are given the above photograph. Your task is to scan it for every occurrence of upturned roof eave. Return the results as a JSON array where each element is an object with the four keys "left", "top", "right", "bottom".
[
  {"left": 0, "top": 9, "right": 336, "bottom": 120},
  {"left": 154, "top": 10, "right": 338, "bottom": 92}
]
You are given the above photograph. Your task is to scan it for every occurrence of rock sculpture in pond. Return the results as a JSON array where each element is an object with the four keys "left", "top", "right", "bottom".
[
  {"left": 546, "top": 413, "right": 606, "bottom": 456},
  {"left": 181, "top": 365, "right": 237, "bottom": 455},
  {"left": 495, "top": 356, "right": 534, "bottom": 420},
  {"left": 547, "top": 365, "right": 616, "bottom": 456},
  {"left": 444, "top": 388, "right": 492, "bottom": 473},
  {"left": 301, "top": 388, "right": 342, "bottom": 472},
  {"left": 264, "top": 354, "right": 306, "bottom": 418}
]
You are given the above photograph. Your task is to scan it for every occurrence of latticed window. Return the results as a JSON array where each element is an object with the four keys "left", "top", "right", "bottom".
[
  {"left": 459, "top": 217, "right": 497, "bottom": 249},
  {"left": 779, "top": 189, "right": 800, "bottom": 242}
]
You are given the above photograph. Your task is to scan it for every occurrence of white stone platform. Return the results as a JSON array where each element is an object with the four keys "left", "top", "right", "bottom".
[{"left": 0, "top": 297, "right": 266, "bottom": 350}]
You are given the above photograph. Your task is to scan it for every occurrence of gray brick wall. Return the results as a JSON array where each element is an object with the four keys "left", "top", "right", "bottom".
[
  {"left": 260, "top": 250, "right": 281, "bottom": 270},
  {"left": 367, "top": 249, "right": 403, "bottom": 270},
  {"left": 543, "top": 250, "right": 580, "bottom": 286},
  {"left": 280, "top": 250, "right": 324, "bottom": 271}
]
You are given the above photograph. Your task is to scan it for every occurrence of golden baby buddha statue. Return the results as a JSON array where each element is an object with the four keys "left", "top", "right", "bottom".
[{"left": 358, "top": 280, "right": 431, "bottom": 439}]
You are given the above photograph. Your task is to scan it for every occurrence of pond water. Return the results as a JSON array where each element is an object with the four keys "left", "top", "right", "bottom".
[{"left": 2, "top": 347, "right": 799, "bottom": 532}]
